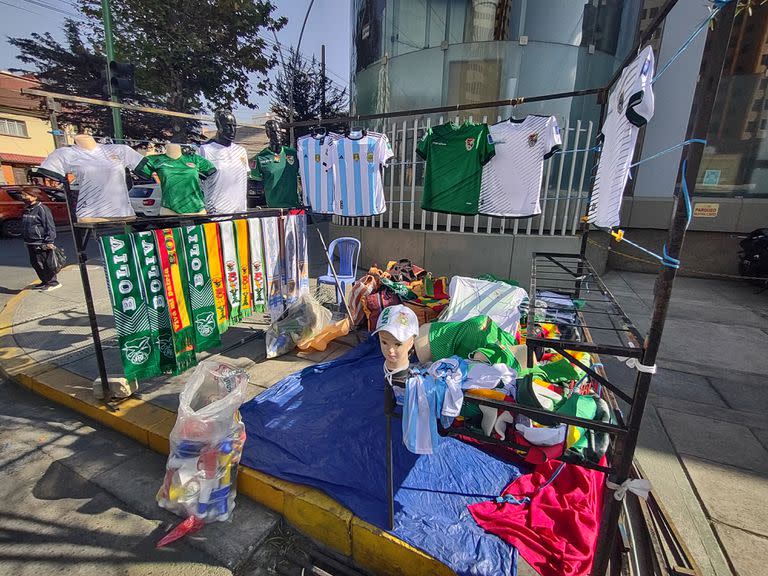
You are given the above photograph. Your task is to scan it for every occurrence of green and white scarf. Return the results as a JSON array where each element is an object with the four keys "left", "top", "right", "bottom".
[
  {"left": 101, "top": 234, "right": 161, "bottom": 381},
  {"left": 262, "top": 216, "right": 284, "bottom": 320},
  {"left": 247, "top": 218, "right": 266, "bottom": 313},
  {"left": 180, "top": 225, "right": 221, "bottom": 352},
  {"left": 132, "top": 231, "right": 177, "bottom": 374},
  {"left": 219, "top": 221, "right": 242, "bottom": 323}
]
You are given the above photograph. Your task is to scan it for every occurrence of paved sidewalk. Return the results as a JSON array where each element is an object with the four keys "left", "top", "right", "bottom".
[{"left": 2, "top": 249, "right": 767, "bottom": 575}]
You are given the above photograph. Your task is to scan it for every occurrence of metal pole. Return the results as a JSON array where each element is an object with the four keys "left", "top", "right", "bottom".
[
  {"left": 591, "top": 3, "right": 737, "bottom": 573},
  {"left": 46, "top": 97, "right": 64, "bottom": 149},
  {"left": 101, "top": 0, "right": 124, "bottom": 140},
  {"left": 288, "top": 0, "right": 316, "bottom": 147},
  {"left": 320, "top": 44, "right": 326, "bottom": 121}
]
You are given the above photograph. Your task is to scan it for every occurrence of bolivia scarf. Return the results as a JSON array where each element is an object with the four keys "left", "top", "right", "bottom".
[
  {"left": 101, "top": 234, "right": 160, "bottom": 381},
  {"left": 203, "top": 222, "right": 230, "bottom": 333},
  {"left": 295, "top": 211, "right": 310, "bottom": 297},
  {"left": 155, "top": 228, "right": 197, "bottom": 373},
  {"left": 247, "top": 218, "right": 266, "bottom": 313},
  {"left": 234, "top": 219, "right": 253, "bottom": 318},
  {"left": 218, "top": 221, "right": 242, "bottom": 323},
  {"left": 261, "top": 216, "right": 284, "bottom": 320},
  {"left": 180, "top": 225, "right": 221, "bottom": 352},
  {"left": 132, "top": 231, "right": 177, "bottom": 374},
  {"left": 282, "top": 215, "right": 299, "bottom": 307}
]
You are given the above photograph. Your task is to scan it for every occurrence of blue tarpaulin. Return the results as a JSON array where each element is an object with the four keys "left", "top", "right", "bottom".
[{"left": 240, "top": 337, "right": 525, "bottom": 576}]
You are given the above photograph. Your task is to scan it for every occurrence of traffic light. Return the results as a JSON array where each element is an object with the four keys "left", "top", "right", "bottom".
[{"left": 107, "top": 60, "right": 135, "bottom": 97}]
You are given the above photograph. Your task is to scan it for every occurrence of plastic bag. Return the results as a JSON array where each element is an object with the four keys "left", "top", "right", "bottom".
[
  {"left": 157, "top": 361, "right": 249, "bottom": 522},
  {"left": 266, "top": 293, "right": 331, "bottom": 358}
]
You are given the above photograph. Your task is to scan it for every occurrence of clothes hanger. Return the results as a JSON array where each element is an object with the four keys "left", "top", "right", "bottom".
[
  {"left": 507, "top": 97, "right": 526, "bottom": 123},
  {"left": 344, "top": 118, "right": 367, "bottom": 139},
  {"left": 310, "top": 125, "right": 327, "bottom": 138}
]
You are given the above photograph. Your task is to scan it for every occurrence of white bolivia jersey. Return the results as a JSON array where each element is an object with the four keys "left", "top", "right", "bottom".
[
  {"left": 479, "top": 116, "right": 562, "bottom": 217},
  {"left": 199, "top": 141, "right": 249, "bottom": 214},
  {"left": 296, "top": 133, "right": 340, "bottom": 214},
  {"left": 39, "top": 144, "right": 143, "bottom": 218},
  {"left": 326, "top": 131, "right": 394, "bottom": 216},
  {"left": 588, "top": 45, "right": 655, "bottom": 228}
]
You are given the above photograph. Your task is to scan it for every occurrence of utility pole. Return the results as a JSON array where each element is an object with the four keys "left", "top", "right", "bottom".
[
  {"left": 46, "top": 96, "right": 64, "bottom": 149},
  {"left": 320, "top": 44, "right": 326, "bottom": 121},
  {"left": 101, "top": 0, "right": 123, "bottom": 140},
  {"left": 288, "top": 0, "right": 316, "bottom": 146}
]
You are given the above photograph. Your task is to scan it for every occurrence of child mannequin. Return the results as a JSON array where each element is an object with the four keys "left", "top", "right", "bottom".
[{"left": 373, "top": 304, "right": 420, "bottom": 386}]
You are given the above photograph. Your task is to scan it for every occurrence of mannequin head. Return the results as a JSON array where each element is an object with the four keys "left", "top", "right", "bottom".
[
  {"left": 373, "top": 305, "right": 420, "bottom": 370},
  {"left": 265, "top": 120, "right": 283, "bottom": 151},
  {"left": 213, "top": 109, "right": 237, "bottom": 145}
]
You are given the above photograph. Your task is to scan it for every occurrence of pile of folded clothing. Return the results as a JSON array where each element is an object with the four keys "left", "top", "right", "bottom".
[{"left": 348, "top": 259, "right": 450, "bottom": 330}]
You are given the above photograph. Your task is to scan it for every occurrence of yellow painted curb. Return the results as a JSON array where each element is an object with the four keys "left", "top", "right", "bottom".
[{"left": 0, "top": 285, "right": 456, "bottom": 576}]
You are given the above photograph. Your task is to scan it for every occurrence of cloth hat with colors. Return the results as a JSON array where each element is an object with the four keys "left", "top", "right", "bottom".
[{"left": 373, "top": 304, "right": 419, "bottom": 342}]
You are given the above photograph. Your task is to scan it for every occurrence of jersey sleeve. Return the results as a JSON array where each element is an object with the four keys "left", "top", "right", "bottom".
[
  {"left": 626, "top": 48, "right": 655, "bottom": 127},
  {"left": 479, "top": 124, "right": 495, "bottom": 165},
  {"left": 416, "top": 129, "right": 431, "bottom": 160},
  {"left": 377, "top": 134, "right": 394, "bottom": 166},
  {"left": 544, "top": 116, "right": 563, "bottom": 159},
  {"left": 195, "top": 154, "right": 217, "bottom": 179},
  {"left": 133, "top": 154, "right": 156, "bottom": 179},
  {"left": 38, "top": 147, "right": 71, "bottom": 181},
  {"left": 249, "top": 154, "right": 263, "bottom": 181},
  {"left": 119, "top": 145, "right": 144, "bottom": 170}
]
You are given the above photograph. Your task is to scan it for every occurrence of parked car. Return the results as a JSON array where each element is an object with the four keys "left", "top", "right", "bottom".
[
  {"left": 129, "top": 183, "right": 162, "bottom": 217},
  {"left": 0, "top": 184, "right": 70, "bottom": 237}
]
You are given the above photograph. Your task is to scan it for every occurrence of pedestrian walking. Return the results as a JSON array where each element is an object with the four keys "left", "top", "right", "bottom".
[{"left": 20, "top": 186, "right": 61, "bottom": 291}]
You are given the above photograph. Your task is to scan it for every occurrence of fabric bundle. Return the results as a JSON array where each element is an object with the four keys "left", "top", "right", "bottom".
[
  {"left": 180, "top": 225, "right": 221, "bottom": 352},
  {"left": 155, "top": 228, "right": 197, "bottom": 373},
  {"left": 218, "top": 221, "right": 242, "bottom": 324},
  {"left": 203, "top": 222, "right": 230, "bottom": 333},
  {"left": 234, "top": 219, "right": 253, "bottom": 319},
  {"left": 132, "top": 231, "right": 177, "bottom": 374},
  {"left": 101, "top": 234, "right": 161, "bottom": 380},
  {"left": 247, "top": 218, "right": 267, "bottom": 313}
]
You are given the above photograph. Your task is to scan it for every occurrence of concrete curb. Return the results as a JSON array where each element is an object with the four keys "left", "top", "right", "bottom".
[{"left": 0, "top": 285, "right": 455, "bottom": 576}]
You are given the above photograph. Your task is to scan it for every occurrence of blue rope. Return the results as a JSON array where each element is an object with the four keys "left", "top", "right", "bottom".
[
  {"left": 554, "top": 145, "right": 601, "bottom": 155},
  {"left": 495, "top": 462, "right": 567, "bottom": 507},
  {"left": 652, "top": 2, "right": 728, "bottom": 84},
  {"left": 629, "top": 139, "right": 707, "bottom": 169}
]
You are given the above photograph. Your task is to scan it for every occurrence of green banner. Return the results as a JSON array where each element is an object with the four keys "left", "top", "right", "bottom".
[
  {"left": 132, "top": 231, "right": 177, "bottom": 374},
  {"left": 101, "top": 234, "right": 160, "bottom": 381},
  {"left": 180, "top": 225, "right": 221, "bottom": 352}
]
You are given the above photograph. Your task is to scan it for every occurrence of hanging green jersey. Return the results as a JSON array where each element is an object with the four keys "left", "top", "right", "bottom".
[
  {"left": 416, "top": 122, "right": 495, "bottom": 215},
  {"left": 250, "top": 146, "right": 300, "bottom": 208},
  {"left": 135, "top": 153, "right": 216, "bottom": 214}
]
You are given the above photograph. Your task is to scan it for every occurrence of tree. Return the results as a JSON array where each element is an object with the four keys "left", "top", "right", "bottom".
[
  {"left": 9, "top": 0, "right": 286, "bottom": 140},
  {"left": 270, "top": 48, "right": 349, "bottom": 141}
]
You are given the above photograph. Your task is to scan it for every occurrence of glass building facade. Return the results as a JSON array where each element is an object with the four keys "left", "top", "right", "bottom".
[{"left": 351, "top": 0, "right": 644, "bottom": 124}]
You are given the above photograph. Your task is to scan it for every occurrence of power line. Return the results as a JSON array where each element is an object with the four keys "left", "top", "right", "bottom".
[
  {"left": 0, "top": 0, "right": 44, "bottom": 17},
  {"left": 18, "top": 0, "right": 87, "bottom": 21},
  {"left": 259, "top": 35, "right": 349, "bottom": 92}
]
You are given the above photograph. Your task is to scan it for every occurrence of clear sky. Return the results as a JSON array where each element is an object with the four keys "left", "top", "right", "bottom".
[{"left": 0, "top": 0, "right": 352, "bottom": 122}]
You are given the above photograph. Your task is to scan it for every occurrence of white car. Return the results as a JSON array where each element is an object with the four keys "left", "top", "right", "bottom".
[{"left": 129, "top": 183, "right": 162, "bottom": 217}]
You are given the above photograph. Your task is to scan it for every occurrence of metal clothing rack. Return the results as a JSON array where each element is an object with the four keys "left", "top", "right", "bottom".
[
  {"left": 53, "top": 176, "right": 294, "bottom": 410},
  {"left": 367, "top": 0, "right": 738, "bottom": 573}
]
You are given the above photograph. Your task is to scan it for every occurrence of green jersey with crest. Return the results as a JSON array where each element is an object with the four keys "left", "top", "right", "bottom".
[
  {"left": 134, "top": 153, "right": 216, "bottom": 214},
  {"left": 416, "top": 122, "right": 495, "bottom": 215},
  {"left": 250, "top": 146, "right": 300, "bottom": 208}
]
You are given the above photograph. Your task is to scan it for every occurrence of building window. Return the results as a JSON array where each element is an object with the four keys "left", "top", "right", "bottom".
[
  {"left": 0, "top": 117, "right": 28, "bottom": 138},
  {"left": 761, "top": 118, "right": 767, "bottom": 130}
]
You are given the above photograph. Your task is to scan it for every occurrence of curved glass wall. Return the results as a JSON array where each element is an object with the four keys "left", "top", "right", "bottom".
[{"left": 351, "top": 0, "right": 643, "bottom": 123}]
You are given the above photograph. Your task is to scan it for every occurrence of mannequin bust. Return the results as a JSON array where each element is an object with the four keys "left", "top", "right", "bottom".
[
  {"left": 74, "top": 133, "right": 98, "bottom": 151},
  {"left": 212, "top": 109, "right": 237, "bottom": 146},
  {"left": 165, "top": 143, "right": 182, "bottom": 159},
  {"left": 265, "top": 120, "right": 284, "bottom": 153}
]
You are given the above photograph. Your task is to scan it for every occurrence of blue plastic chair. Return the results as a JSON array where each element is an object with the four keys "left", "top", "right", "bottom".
[{"left": 317, "top": 237, "right": 361, "bottom": 307}]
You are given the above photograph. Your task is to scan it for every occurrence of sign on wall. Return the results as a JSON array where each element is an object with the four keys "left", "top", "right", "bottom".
[{"left": 693, "top": 203, "right": 719, "bottom": 218}]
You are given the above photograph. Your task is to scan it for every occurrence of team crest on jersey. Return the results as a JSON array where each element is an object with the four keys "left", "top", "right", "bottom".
[
  {"left": 273, "top": 154, "right": 281, "bottom": 163},
  {"left": 286, "top": 155, "right": 295, "bottom": 165},
  {"left": 109, "top": 154, "right": 120, "bottom": 162},
  {"left": 528, "top": 133, "right": 538, "bottom": 148},
  {"left": 241, "top": 155, "right": 248, "bottom": 166},
  {"left": 314, "top": 153, "right": 321, "bottom": 162},
  {"left": 366, "top": 151, "right": 374, "bottom": 162},
  {"left": 465, "top": 137, "right": 475, "bottom": 151},
  {"left": 122, "top": 336, "right": 151, "bottom": 365},
  {"left": 185, "top": 162, "right": 196, "bottom": 168},
  {"left": 353, "top": 152, "right": 360, "bottom": 161}
]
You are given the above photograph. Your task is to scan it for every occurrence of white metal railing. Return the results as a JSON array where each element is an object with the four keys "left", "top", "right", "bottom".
[{"left": 332, "top": 116, "right": 596, "bottom": 237}]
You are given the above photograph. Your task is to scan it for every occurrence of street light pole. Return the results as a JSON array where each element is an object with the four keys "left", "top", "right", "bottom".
[
  {"left": 288, "top": 0, "right": 316, "bottom": 146},
  {"left": 101, "top": 0, "right": 123, "bottom": 140}
]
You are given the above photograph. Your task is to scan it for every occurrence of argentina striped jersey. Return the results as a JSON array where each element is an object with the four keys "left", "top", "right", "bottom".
[{"left": 297, "top": 133, "right": 339, "bottom": 214}]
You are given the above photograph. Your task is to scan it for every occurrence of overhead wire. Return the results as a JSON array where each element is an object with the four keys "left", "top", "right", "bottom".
[
  {"left": 0, "top": 0, "right": 44, "bottom": 17},
  {"left": 18, "top": 0, "right": 86, "bottom": 21}
]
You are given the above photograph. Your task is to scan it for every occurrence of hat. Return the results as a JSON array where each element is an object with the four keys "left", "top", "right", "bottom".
[{"left": 373, "top": 305, "right": 419, "bottom": 343}]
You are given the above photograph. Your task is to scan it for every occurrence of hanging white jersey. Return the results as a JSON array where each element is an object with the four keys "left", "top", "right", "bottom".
[
  {"left": 39, "top": 144, "right": 143, "bottom": 219},
  {"left": 479, "top": 116, "right": 562, "bottom": 217},
  {"left": 326, "top": 132, "right": 394, "bottom": 216},
  {"left": 296, "top": 133, "right": 340, "bottom": 214},
  {"left": 199, "top": 141, "right": 249, "bottom": 214},
  {"left": 588, "top": 45, "right": 655, "bottom": 228}
]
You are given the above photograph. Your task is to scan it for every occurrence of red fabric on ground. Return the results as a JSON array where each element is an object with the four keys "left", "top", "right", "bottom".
[{"left": 468, "top": 459, "right": 605, "bottom": 576}]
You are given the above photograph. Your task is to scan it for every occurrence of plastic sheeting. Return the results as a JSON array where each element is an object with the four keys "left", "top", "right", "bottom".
[{"left": 240, "top": 337, "right": 525, "bottom": 576}]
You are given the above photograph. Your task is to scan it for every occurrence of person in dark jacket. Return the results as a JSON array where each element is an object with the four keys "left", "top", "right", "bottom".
[{"left": 20, "top": 186, "right": 61, "bottom": 291}]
